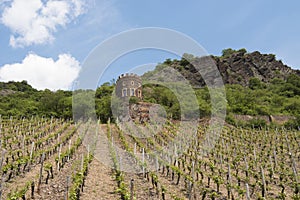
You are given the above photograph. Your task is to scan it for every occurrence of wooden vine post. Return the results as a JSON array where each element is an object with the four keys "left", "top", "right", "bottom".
[
  {"left": 227, "top": 163, "right": 234, "bottom": 199},
  {"left": 81, "top": 154, "right": 84, "bottom": 171},
  {"left": 30, "top": 142, "right": 35, "bottom": 166},
  {"left": 134, "top": 143, "right": 137, "bottom": 155},
  {"left": 68, "top": 140, "right": 71, "bottom": 161},
  {"left": 245, "top": 183, "right": 250, "bottom": 200},
  {"left": 57, "top": 144, "right": 62, "bottom": 171},
  {"left": 260, "top": 166, "right": 267, "bottom": 198},
  {"left": 31, "top": 181, "right": 35, "bottom": 199},
  {"left": 130, "top": 179, "right": 134, "bottom": 200},
  {"left": 0, "top": 150, "right": 7, "bottom": 200},
  {"left": 142, "top": 148, "right": 145, "bottom": 177},
  {"left": 65, "top": 176, "right": 70, "bottom": 200},
  {"left": 37, "top": 153, "right": 45, "bottom": 194}
]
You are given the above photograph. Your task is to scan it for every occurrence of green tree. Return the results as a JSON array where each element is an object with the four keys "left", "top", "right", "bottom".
[
  {"left": 249, "top": 77, "right": 264, "bottom": 90},
  {"left": 222, "top": 48, "right": 236, "bottom": 57}
]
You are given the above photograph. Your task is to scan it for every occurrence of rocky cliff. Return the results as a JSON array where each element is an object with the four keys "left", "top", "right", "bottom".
[
  {"left": 214, "top": 50, "right": 300, "bottom": 86},
  {"left": 143, "top": 50, "right": 300, "bottom": 87}
]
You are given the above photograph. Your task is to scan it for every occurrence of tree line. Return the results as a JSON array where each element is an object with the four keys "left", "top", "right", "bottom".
[{"left": 0, "top": 53, "right": 299, "bottom": 128}]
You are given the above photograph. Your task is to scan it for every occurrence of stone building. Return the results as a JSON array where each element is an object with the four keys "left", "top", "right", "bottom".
[{"left": 115, "top": 73, "right": 142, "bottom": 99}]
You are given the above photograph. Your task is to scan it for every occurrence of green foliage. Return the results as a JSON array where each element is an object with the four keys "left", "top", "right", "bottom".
[
  {"left": 287, "top": 74, "right": 300, "bottom": 88},
  {"left": 0, "top": 81, "right": 73, "bottom": 118},
  {"left": 72, "top": 89, "right": 96, "bottom": 121},
  {"left": 225, "top": 113, "right": 236, "bottom": 125},
  {"left": 0, "top": 80, "right": 36, "bottom": 92},
  {"left": 238, "top": 48, "right": 247, "bottom": 55},
  {"left": 246, "top": 118, "right": 267, "bottom": 129},
  {"left": 129, "top": 96, "right": 140, "bottom": 104},
  {"left": 225, "top": 79, "right": 300, "bottom": 118},
  {"left": 221, "top": 48, "right": 247, "bottom": 58},
  {"left": 95, "top": 82, "right": 115, "bottom": 123},
  {"left": 0, "top": 54, "right": 299, "bottom": 130},
  {"left": 142, "top": 84, "right": 180, "bottom": 119},
  {"left": 249, "top": 77, "right": 265, "bottom": 90},
  {"left": 284, "top": 115, "right": 300, "bottom": 129},
  {"left": 95, "top": 95, "right": 112, "bottom": 123},
  {"left": 7, "top": 180, "right": 33, "bottom": 200},
  {"left": 69, "top": 154, "right": 93, "bottom": 200},
  {"left": 163, "top": 58, "right": 172, "bottom": 64},
  {"left": 142, "top": 83, "right": 202, "bottom": 120},
  {"left": 222, "top": 48, "right": 236, "bottom": 57}
]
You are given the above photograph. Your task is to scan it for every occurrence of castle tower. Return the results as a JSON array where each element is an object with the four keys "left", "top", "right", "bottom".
[{"left": 115, "top": 73, "right": 142, "bottom": 99}]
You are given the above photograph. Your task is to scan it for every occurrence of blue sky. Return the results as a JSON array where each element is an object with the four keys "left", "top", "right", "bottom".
[{"left": 0, "top": 0, "right": 299, "bottom": 90}]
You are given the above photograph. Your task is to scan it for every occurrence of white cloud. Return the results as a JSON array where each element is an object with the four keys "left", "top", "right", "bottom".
[
  {"left": 0, "top": 53, "right": 81, "bottom": 90},
  {"left": 1, "top": 0, "right": 86, "bottom": 47}
]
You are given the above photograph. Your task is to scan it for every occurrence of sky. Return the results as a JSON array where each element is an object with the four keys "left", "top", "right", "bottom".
[{"left": 0, "top": 0, "right": 299, "bottom": 90}]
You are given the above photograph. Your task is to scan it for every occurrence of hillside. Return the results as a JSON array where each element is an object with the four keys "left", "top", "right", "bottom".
[
  {"left": 143, "top": 49, "right": 300, "bottom": 87},
  {"left": 215, "top": 49, "right": 300, "bottom": 85},
  {"left": 0, "top": 49, "right": 299, "bottom": 128},
  {"left": 0, "top": 116, "right": 299, "bottom": 200},
  {"left": 0, "top": 50, "right": 299, "bottom": 199}
]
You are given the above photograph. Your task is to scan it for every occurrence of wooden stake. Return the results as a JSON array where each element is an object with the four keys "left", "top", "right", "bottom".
[
  {"left": 37, "top": 153, "right": 45, "bottom": 194},
  {"left": 22, "top": 135, "right": 25, "bottom": 156},
  {"left": 119, "top": 156, "right": 122, "bottom": 171},
  {"left": 260, "top": 166, "right": 267, "bottom": 198},
  {"left": 81, "top": 154, "right": 84, "bottom": 171},
  {"left": 134, "top": 143, "right": 137, "bottom": 155},
  {"left": 273, "top": 150, "right": 277, "bottom": 168},
  {"left": 65, "top": 176, "right": 70, "bottom": 200},
  {"left": 0, "top": 150, "right": 7, "bottom": 200},
  {"left": 57, "top": 144, "right": 62, "bottom": 171},
  {"left": 142, "top": 148, "right": 145, "bottom": 177},
  {"left": 156, "top": 155, "right": 159, "bottom": 172},
  {"left": 246, "top": 183, "right": 250, "bottom": 200},
  {"left": 30, "top": 142, "right": 34, "bottom": 163},
  {"left": 68, "top": 140, "right": 71, "bottom": 161},
  {"left": 130, "top": 179, "right": 134, "bottom": 200}
]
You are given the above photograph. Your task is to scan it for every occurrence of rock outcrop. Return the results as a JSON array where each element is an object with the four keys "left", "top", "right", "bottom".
[
  {"left": 143, "top": 50, "right": 300, "bottom": 87},
  {"left": 214, "top": 51, "right": 300, "bottom": 86}
]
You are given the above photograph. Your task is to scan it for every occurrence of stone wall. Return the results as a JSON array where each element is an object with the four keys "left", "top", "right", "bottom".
[
  {"left": 115, "top": 73, "right": 142, "bottom": 98},
  {"left": 234, "top": 114, "right": 292, "bottom": 125},
  {"left": 129, "top": 102, "right": 152, "bottom": 123}
]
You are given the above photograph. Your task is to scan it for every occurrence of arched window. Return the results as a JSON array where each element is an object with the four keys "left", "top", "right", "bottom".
[
  {"left": 130, "top": 88, "right": 135, "bottom": 96},
  {"left": 131, "top": 81, "right": 134, "bottom": 85},
  {"left": 122, "top": 88, "right": 127, "bottom": 97}
]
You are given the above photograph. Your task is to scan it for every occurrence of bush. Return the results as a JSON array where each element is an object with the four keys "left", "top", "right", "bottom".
[
  {"left": 225, "top": 113, "right": 236, "bottom": 126},
  {"left": 284, "top": 115, "right": 300, "bottom": 130},
  {"left": 247, "top": 118, "right": 267, "bottom": 129},
  {"left": 249, "top": 77, "right": 264, "bottom": 90},
  {"left": 129, "top": 96, "right": 140, "bottom": 104}
]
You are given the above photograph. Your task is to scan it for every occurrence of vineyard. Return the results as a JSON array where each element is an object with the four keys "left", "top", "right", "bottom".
[{"left": 0, "top": 116, "right": 299, "bottom": 200}]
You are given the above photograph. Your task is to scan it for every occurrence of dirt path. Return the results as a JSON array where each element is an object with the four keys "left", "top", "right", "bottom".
[
  {"left": 79, "top": 123, "right": 120, "bottom": 200},
  {"left": 80, "top": 159, "right": 119, "bottom": 200}
]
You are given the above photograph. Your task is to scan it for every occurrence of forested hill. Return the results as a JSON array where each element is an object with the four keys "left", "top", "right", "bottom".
[
  {"left": 0, "top": 49, "right": 299, "bottom": 128},
  {"left": 143, "top": 48, "right": 300, "bottom": 87},
  {"left": 0, "top": 80, "right": 73, "bottom": 118}
]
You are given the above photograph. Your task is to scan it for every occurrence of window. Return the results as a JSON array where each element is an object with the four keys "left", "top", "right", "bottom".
[
  {"left": 138, "top": 90, "right": 141, "bottom": 97},
  {"left": 122, "top": 88, "right": 127, "bottom": 97},
  {"left": 131, "top": 81, "right": 134, "bottom": 85},
  {"left": 130, "top": 88, "right": 135, "bottom": 96},
  {"left": 122, "top": 81, "right": 126, "bottom": 86}
]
